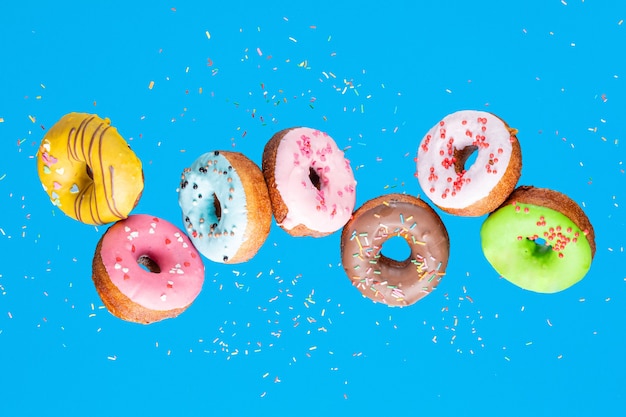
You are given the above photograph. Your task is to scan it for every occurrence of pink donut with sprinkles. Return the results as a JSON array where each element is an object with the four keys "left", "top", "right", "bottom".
[
  {"left": 416, "top": 110, "right": 522, "bottom": 216},
  {"left": 92, "top": 214, "right": 205, "bottom": 324},
  {"left": 262, "top": 127, "right": 357, "bottom": 237}
]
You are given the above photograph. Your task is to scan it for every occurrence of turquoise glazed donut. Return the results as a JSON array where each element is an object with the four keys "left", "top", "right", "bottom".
[{"left": 178, "top": 151, "right": 272, "bottom": 264}]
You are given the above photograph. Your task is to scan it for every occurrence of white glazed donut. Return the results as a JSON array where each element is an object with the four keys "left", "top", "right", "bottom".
[
  {"left": 262, "top": 127, "right": 357, "bottom": 237},
  {"left": 416, "top": 110, "right": 522, "bottom": 216}
]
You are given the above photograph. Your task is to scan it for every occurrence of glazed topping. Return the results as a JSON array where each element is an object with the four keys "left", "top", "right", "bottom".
[
  {"left": 100, "top": 214, "right": 205, "bottom": 310},
  {"left": 274, "top": 127, "right": 356, "bottom": 233},
  {"left": 37, "top": 112, "right": 143, "bottom": 225},
  {"left": 341, "top": 196, "right": 449, "bottom": 306},
  {"left": 178, "top": 152, "right": 248, "bottom": 263},
  {"left": 481, "top": 202, "right": 593, "bottom": 293},
  {"left": 509, "top": 202, "right": 588, "bottom": 258},
  {"left": 416, "top": 110, "right": 515, "bottom": 209}
]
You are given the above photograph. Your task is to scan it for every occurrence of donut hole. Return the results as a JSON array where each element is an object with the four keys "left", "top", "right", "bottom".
[
  {"left": 309, "top": 167, "right": 321, "bottom": 191},
  {"left": 212, "top": 193, "right": 222, "bottom": 223},
  {"left": 381, "top": 236, "right": 412, "bottom": 264},
  {"left": 454, "top": 145, "right": 478, "bottom": 173},
  {"left": 137, "top": 255, "right": 161, "bottom": 274},
  {"left": 85, "top": 164, "right": 94, "bottom": 180},
  {"left": 528, "top": 237, "right": 552, "bottom": 255}
]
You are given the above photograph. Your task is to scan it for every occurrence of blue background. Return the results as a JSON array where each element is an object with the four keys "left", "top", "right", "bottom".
[{"left": 1, "top": 1, "right": 625, "bottom": 415}]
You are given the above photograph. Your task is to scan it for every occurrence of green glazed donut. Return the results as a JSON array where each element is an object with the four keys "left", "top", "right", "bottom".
[{"left": 481, "top": 186, "right": 595, "bottom": 293}]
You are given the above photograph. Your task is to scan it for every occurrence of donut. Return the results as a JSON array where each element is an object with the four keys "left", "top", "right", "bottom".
[
  {"left": 416, "top": 110, "right": 522, "bottom": 216},
  {"left": 340, "top": 194, "right": 450, "bottom": 306},
  {"left": 178, "top": 151, "right": 272, "bottom": 264},
  {"left": 262, "top": 127, "right": 357, "bottom": 237},
  {"left": 37, "top": 112, "right": 144, "bottom": 225},
  {"left": 481, "top": 186, "right": 595, "bottom": 293},
  {"left": 92, "top": 214, "right": 205, "bottom": 324}
]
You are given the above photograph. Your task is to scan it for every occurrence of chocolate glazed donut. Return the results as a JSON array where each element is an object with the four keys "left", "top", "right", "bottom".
[{"left": 340, "top": 194, "right": 450, "bottom": 306}]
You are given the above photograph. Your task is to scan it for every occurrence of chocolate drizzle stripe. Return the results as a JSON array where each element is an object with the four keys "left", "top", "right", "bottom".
[
  {"left": 86, "top": 121, "right": 104, "bottom": 170},
  {"left": 97, "top": 125, "right": 123, "bottom": 219},
  {"left": 68, "top": 116, "right": 96, "bottom": 223},
  {"left": 74, "top": 181, "right": 102, "bottom": 225},
  {"left": 73, "top": 181, "right": 89, "bottom": 223},
  {"left": 108, "top": 165, "right": 121, "bottom": 219},
  {"left": 89, "top": 181, "right": 104, "bottom": 225},
  {"left": 79, "top": 117, "right": 88, "bottom": 161},
  {"left": 66, "top": 118, "right": 82, "bottom": 161},
  {"left": 67, "top": 127, "right": 77, "bottom": 160},
  {"left": 81, "top": 117, "right": 103, "bottom": 224},
  {"left": 85, "top": 184, "right": 94, "bottom": 224},
  {"left": 74, "top": 116, "right": 94, "bottom": 162},
  {"left": 90, "top": 123, "right": 108, "bottom": 224}
]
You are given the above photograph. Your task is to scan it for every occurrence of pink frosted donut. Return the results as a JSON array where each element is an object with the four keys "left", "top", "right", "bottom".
[
  {"left": 262, "top": 127, "right": 357, "bottom": 237},
  {"left": 92, "top": 214, "right": 205, "bottom": 324},
  {"left": 416, "top": 110, "right": 522, "bottom": 216}
]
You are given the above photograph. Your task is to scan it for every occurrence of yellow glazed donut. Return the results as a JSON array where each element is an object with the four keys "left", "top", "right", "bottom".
[{"left": 37, "top": 113, "right": 144, "bottom": 225}]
